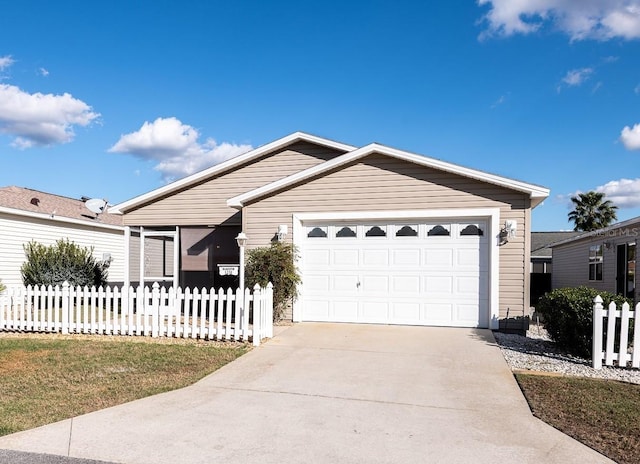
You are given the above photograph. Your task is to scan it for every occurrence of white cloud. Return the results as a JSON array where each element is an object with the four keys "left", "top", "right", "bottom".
[
  {"left": 634, "top": 83, "right": 640, "bottom": 94},
  {"left": 0, "top": 55, "right": 14, "bottom": 71},
  {"left": 596, "top": 178, "right": 640, "bottom": 208},
  {"left": 109, "top": 117, "right": 253, "bottom": 181},
  {"left": 490, "top": 93, "right": 508, "bottom": 108},
  {"left": 561, "top": 67, "right": 593, "bottom": 86},
  {"left": 39, "top": 68, "right": 49, "bottom": 77},
  {"left": 620, "top": 123, "right": 640, "bottom": 149},
  {"left": 0, "top": 84, "right": 99, "bottom": 148},
  {"left": 478, "top": 1, "right": 640, "bottom": 41}
]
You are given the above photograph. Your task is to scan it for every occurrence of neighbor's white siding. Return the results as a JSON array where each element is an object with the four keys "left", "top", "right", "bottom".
[{"left": 0, "top": 212, "right": 126, "bottom": 287}]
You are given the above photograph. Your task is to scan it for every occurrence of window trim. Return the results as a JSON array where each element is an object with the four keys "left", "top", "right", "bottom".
[{"left": 589, "top": 244, "right": 603, "bottom": 281}]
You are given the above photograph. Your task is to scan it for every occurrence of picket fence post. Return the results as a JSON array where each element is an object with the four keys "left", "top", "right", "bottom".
[
  {"left": 252, "top": 284, "right": 262, "bottom": 347},
  {"left": 633, "top": 303, "right": 640, "bottom": 369},
  {"left": 61, "top": 281, "right": 70, "bottom": 335}
]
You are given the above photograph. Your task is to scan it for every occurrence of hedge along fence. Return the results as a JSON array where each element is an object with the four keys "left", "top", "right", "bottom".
[
  {"left": 0, "top": 282, "right": 273, "bottom": 346},
  {"left": 593, "top": 296, "right": 640, "bottom": 370}
]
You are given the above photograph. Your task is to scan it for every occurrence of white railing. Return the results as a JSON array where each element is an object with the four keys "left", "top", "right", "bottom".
[
  {"left": 592, "top": 295, "right": 640, "bottom": 369},
  {"left": 0, "top": 282, "right": 273, "bottom": 346}
]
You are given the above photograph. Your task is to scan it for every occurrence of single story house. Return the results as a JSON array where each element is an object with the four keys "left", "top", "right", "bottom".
[
  {"left": 110, "top": 132, "right": 549, "bottom": 330},
  {"left": 0, "top": 186, "right": 148, "bottom": 288},
  {"left": 551, "top": 217, "right": 639, "bottom": 301},
  {"left": 530, "top": 231, "right": 580, "bottom": 305}
]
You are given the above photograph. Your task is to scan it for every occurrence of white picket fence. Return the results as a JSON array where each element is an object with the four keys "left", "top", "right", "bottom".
[
  {"left": 0, "top": 281, "right": 273, "bottom": 346},
  {"left": 592, "top": 295, "right": 640, "bottom": 369}
]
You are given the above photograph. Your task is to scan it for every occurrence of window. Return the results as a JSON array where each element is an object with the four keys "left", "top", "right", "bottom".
[
  {"left": 589, "top": 245, "right": 603, "bottom": 281},
  {"left": 396, "top": 225, "right": 418, "bottom": 237},
  {"left": 460, "top": 224, "right": 483, "bottom": 236},
  {"left": 365, "top": 225, "right": 386, "bottom": 237},
  {"left": 307, "top": 226, "right": 328, "bottom": 238},
  {"left": 427, "top": 225, "right": 450, "bottom": 236},
  {"left": 336, "top": 226, "right": 356, "bottom": 238}
]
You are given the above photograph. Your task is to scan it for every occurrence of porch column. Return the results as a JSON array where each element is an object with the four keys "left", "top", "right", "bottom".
[
  {"left": 139, "top": 226, "right": 145, "bottom": 288},
  {"left": 173, "top": 226, "right": 180, "bottom": 289},
  {"left": 123, "top": 226, "right": 130, "bottom": 289}
]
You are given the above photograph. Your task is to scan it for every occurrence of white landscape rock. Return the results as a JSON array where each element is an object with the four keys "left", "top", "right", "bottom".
[{"left": 493, "top": 327, "right": 640, "bottom": 385}]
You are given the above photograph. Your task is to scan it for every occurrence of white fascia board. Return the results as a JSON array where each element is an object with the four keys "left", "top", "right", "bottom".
[
  {"left": 228, "top": 143, "right": 550, "bottom": 208},
  {"left": 109, "top": 132, "right": 357, "bottom": 214},
  {"left": 0, "top": 206, "right": 125, "bottom": 232}
]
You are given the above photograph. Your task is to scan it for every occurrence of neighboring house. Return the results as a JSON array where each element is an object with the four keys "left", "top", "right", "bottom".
[
  {"left": 0, "top": 186, "right": 143, "bottom": 287},
  {"left": 110, "top": 132, "right": 549, "bottom": 330},
  {"left": 530, "top": 231, "right": 580, "bottom": 305},
  {"left": 552, "top": 217, "right": 639, "bottom": 301}
]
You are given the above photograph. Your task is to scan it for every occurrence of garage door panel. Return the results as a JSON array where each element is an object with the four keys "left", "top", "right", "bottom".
[
  {"left": 456, "top": 248, "right": 481, "bottom": 267},
  {"left": 361, "top": 301, "right": 390, "bottom": 321},
  {"left": 391, "top": 302, "right": 421, "bottom": 321},
  {"left": 304, "top": 275, "right": 330, "bottom": 292},
  {"left": 334, "top": 300, "right": 359, "bottom": 321},
  {"left": 456, "top": 304, "right": 482, "bottom": 324},
  {"left": 333, "top": 275, "right": 360, "bottom": 292},
  {"left": 304, "top": 300, "right": 330, "bottom": 320},
  {"left": 362, "top": 249, "right": 389, "bottom": 266},
  {"left": 361, "top": 275, "right": 389, "bottom": 292},
  {"left": 425, "top": 302, "right": 454, "bottom": 323},
  {"left": 391, "top": 249, "right": 420, "bottom": 266},
  {"left": 424, "top": 275, "right": 454, "bottom": 294},
  {"left": 306, "top": 249, "right": 330, "bottom": 266},
  {"left": 392, "top": 275, "right": 420, "bottom": 293},
  {"left": 423, "top": 249, "right": 454, "bottom": 268},
  {"left": 334, "top": 249, "right": 359, "bottom": 266}
]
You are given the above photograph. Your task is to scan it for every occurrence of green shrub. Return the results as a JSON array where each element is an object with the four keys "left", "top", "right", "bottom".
[
  {"left": 0, "top": 279, "right": 5, "bottom": 292},
  {"left": 536, "top": 287, "right": 631, "bottom": 358},
  {"left": 21, "top": 239, "right": 108, "bottom": 288},
  {"left": 246, "top": 242, "right": 301, "bottom": 322}
]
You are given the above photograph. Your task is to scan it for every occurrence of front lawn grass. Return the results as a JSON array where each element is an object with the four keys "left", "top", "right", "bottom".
[
  {"left": 515, "top": 373, "right": 640, "bottom": 464},
  {"left": 0, "top": 334, "right": 248, "bottom": 436}
]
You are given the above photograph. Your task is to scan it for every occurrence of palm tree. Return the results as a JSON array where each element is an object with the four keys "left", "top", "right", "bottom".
[{"left": 568, "top": 191, "right": 618, "bottom": 231}]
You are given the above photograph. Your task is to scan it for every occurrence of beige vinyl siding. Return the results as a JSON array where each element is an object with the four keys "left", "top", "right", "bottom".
[
  {"left": 0, "top": 212, "right": 126, "bottom": 287},
  {"left": 552, "top": 222, "right": 640, "bottom": 299},
  {"left": 122, "top": 142, "right": 345, "bottom": 227},
  {"left": 243, "top": 154, "right": 531, "bottom": 318}
]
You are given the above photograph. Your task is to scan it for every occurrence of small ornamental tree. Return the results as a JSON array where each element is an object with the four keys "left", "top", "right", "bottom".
[
  {"left": 245, "top": 242, "right": 301, "bottom": 322},
  {"left": 536, "top": 287, "right": 631, "bottom": 358},
  {"left": 21, "top": 239, "right": 108, "bottom": 288}
]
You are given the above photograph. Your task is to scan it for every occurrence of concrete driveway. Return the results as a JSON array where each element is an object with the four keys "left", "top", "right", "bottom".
[{"left": 0, "top": 324, "right": 612, "bottom": 464}]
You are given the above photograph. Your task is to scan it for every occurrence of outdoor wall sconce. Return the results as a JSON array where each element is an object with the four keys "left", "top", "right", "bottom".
[
  {"left": 235, "top": 232, "right": 248, "bottom": 297},
  {"left": 277, "top": 224, "right": 288, "bottom": 241},
  {"left": 499, "top": 220, "right": 517, "bottom": 245}
]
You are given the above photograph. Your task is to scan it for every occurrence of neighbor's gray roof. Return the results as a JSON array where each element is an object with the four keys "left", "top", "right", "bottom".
[
  {"left": 0, "top": 186, "right": 123, "bottom": 227},
  {"left": 531, "top": 231, "right": 581, "bottom": 258}
]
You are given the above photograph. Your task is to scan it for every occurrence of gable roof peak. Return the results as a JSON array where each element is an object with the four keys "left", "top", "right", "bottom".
[{"left": 110, "top": 131, "right": 356, "bottom": 214}]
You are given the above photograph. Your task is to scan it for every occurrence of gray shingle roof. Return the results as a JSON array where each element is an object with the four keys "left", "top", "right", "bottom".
[
  {"left": 0, "top": 186, "right": 123, "bottom": 227},
  {"left": 531, "top": 231, "right": 581, "bottom": 258}
]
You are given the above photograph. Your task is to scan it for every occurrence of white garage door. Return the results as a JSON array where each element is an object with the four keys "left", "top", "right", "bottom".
[{"left": 301, "top": 221, "right": 489, "bottom": 328}]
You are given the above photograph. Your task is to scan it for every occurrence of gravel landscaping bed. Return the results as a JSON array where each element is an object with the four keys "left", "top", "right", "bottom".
[{"left": 493, "top": 325, "right": 640, "bottom": 385}]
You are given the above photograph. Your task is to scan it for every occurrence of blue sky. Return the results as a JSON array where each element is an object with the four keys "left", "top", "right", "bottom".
[{"left": 1, "top": 1, "right": 640, "bottom": 231}]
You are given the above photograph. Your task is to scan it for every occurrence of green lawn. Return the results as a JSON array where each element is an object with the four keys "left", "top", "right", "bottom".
[
  {"left": 516, "top": 373, "right": 640, "bottom": 464},
  {"left": 0, "top": 334, "right": 248, "bottom": 436}
]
